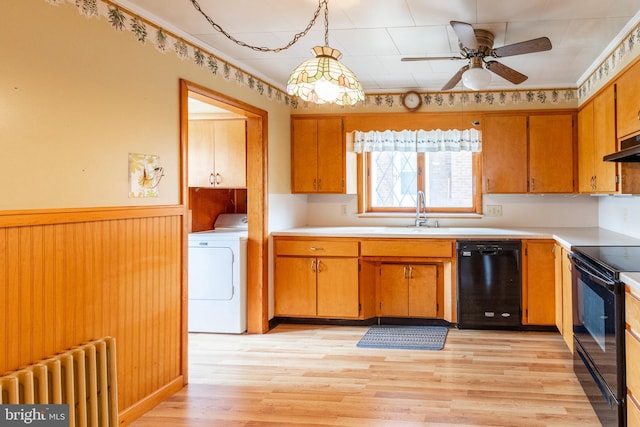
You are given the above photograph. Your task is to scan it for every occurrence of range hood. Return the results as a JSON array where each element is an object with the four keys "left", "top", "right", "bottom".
[{"left": 604, "top": 134, "right": 640, "bottom": 162}]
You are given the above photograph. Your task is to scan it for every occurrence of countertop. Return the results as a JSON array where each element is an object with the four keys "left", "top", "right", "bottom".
[
  {"left": 272, "top": 226, "right": 640, "bottom": 248},
  {"left": 622, "top": 273, "right": 640, "bottom": 294}
]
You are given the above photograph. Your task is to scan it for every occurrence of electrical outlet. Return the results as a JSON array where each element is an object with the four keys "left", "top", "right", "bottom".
[
  {"left": 340, "top": 204, "right": 348, "bottom": 216},
  {"left": 485, "top": 205, "right": 503, "bottom": 217}
]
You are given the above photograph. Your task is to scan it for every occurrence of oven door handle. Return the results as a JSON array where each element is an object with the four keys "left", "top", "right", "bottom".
[{"left": 570, "top": 255, "right": 616, "bottom": 289}]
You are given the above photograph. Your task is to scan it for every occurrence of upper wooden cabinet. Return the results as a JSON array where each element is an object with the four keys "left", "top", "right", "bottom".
[
  {"left": 482, "top": 114, "right": 528, "bottom": 193},
  {"left": 616, "top": 60, "right": 640, "bottom": 139},
  {"left": 578, "top": 85, "right": 618, "bottom": 193},
  {"left": 291, "top": 116, "right": 349, "bottom": 193},
  {"left": 528, "top": 114, "right": 575, "bottom": 193},
  {"left": 483, "top": 112, "right": 576, "bottom": 194},
  {"left": 188, "top": 119, "right": 247, "bottom": 188}
]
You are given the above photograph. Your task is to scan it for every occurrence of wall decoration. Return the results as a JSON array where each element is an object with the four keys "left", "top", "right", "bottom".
[{"left": 128, "top": 153, "right": 164, "bottom": 198}]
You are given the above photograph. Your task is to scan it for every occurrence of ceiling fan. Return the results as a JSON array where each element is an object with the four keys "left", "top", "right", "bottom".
[{"left": 402, "top": 21, "right": 552, "bottom": 91}]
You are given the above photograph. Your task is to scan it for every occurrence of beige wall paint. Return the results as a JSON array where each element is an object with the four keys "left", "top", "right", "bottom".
[{"left": 2, "top": 0, "right": 292, "bottom": 210}]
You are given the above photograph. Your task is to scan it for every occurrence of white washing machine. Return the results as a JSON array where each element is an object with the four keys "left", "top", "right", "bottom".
[{"left": 188, "top": 213, "right": 247, "bottom": 333}]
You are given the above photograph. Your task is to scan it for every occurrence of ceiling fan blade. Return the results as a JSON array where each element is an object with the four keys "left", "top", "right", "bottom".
[
  {"left": 491, "top": 37, "right": 552, "bottom": 58},
  {"left": 401, "top": 56, "right": 464, "bottom": 62},
  {"left": 485, "top": 61, "right": 528, "bottom": 84},
  {"left": 441, "top": 65, "right": 469, "bottom": 91},
  {"left": 450, "top": 21, "right": 478, "bottom": 50}
]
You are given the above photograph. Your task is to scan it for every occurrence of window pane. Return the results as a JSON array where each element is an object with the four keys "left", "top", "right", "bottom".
[
  {"left": 422, "top": 151, "right": 473, "bottom": 208},
  {"left": 370, "top": 152, "right": 417, "bottom": 208}
]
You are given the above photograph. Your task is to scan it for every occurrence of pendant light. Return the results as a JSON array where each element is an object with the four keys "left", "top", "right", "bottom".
[{"left": 286, "top": 1, "right": 364, "bottom": 105}]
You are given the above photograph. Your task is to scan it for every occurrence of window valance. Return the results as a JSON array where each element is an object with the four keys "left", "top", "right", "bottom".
[{"left": 353, "top": 128, "right": 481, "bottom": 153}]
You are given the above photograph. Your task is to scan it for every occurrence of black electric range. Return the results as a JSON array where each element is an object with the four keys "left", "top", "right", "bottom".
[
  {"left": 572, "top": 245, "right": 640, "bottom": 278},
  {"left": 570, "top": 245, "right": 640, "bottom": 427}
]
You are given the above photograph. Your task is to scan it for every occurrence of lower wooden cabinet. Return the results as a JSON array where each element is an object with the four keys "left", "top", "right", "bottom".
[
  {"left": 275, "top": 256, "right": 360, "bottom": 318},
  {"left": 274, "top": 238, "right": 360, "bottom": 318},
  {"left": 554, "top": 244, "right": 573, "bottom": 350},
  {"left": 379, "top": 264, "right": 438, "bottom": 318},
  {"left": 523, "top": 240, "right": 556, "bottom": 325},
  {"left": 626, "top": 286, "right": 640, "bottom": 427}
]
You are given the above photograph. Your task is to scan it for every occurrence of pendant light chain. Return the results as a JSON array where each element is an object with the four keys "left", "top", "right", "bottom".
[
  {"left": 188, "top": 0, "right": 330, "bottom": 53},
  {"left": 323, "top": 0, "right": 329, "bottom": 46}
]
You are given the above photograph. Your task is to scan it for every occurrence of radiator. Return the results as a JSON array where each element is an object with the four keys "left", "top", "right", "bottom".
[{"left": 0, "top": 337, "right": 118, "bottom": 427}]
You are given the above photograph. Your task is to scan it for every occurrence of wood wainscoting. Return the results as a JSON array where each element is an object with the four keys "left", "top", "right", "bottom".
[{"left": 0, "top": 205, "right": 186, "bottom": 425}]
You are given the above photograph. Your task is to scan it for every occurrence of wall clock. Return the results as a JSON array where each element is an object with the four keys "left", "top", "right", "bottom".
[{"left": 401, "top": 91, "right": 422, "bottom": 112}]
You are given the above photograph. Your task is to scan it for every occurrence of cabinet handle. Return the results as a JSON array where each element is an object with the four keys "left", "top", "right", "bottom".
[
  {"left": 531, "top": 178, "right": 535, "bottom": 191},
  {"left": 408, "top": 266, "right": 413, "bottom": 279},
  {"left": 317, "top": 178, "right": 322, "bottom": 190},
  {"left": 313, "top": 178, "right": 317, "bottom": 190},
  {"left": 637, "top": 110, "right": 640, "bottom": 121},
  {"left": 311, "top": 259, "right": 316, "bottom": 272},
  {"left": 309, "top": 247, "right": 324, "bottom": 251},
  {"left": 486, "top": 179, "right": 491, "bottom": 192},
  {"left": 403, "top": 266, "right": 407, "bottom": 279},
  {"left": 209, "top": 173, "right": 215, "bottom": 185},
  {"left": 215, "top": 173, "right": 221, "bottom": 185}
]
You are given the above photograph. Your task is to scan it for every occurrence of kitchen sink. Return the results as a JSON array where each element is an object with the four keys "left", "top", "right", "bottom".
[{"left": 383, "top": 227, "right": 452, "bottom": 234}]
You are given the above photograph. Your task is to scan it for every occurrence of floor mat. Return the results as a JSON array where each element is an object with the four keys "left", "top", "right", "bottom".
[{"left": 356, "top": 325, "right": 448, "bottom": 350}]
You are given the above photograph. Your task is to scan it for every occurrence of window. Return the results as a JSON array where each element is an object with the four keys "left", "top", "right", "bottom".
[{"left": 355, "top": 129, "right": 482, "bottom": 214}]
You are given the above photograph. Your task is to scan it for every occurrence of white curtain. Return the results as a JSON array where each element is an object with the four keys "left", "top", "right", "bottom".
[{"left": 353, "top": 128, "right": 481, "bottom": 153}]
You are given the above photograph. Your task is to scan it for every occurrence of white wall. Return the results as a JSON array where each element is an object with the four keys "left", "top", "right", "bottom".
[
  {"left": 304, "top": 193, "right": 600, "bottom": 228},
  {"left": 599, "top": 196, "right": 640, "bottom": 239}
]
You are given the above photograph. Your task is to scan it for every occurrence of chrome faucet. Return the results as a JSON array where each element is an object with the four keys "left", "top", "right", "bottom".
[
  {"left": 415, "top": 190, "right": 438, "bottom": 228},
  {"left": 415, "top": 190, "right": 427, "bottom": 227}
]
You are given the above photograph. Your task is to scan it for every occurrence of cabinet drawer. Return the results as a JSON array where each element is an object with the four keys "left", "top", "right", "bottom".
[
  {"left": 628, "top": 288, "right": 640, "bottom": 333},
  {"left": 361, "top": 239, "right": 452, "bottom": 258},
  {"left": 626, "top": 329, "right": 640, "bottom": 395},
  {"left": 275, "top": 239, "right": 359, "bottom": 257},
  {"left": 629, "top": 391, "right": 640, "bottom": 427}
]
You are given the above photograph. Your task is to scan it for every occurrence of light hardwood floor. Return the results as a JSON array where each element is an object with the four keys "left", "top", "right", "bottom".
[{"left": 131, "top": 324, "right": 600, "bottom": 426}]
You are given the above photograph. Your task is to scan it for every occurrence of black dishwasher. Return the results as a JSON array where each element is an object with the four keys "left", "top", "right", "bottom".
[{"left": 457, "top": 240, "right": 522, "bottom": 329}]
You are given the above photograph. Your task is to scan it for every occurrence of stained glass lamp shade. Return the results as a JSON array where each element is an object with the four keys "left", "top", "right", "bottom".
[{"left": 287, "top": 46, "right": 364, "bottom": 106}]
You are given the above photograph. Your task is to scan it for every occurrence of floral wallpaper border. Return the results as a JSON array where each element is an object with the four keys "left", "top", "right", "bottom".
[
  {"left": 578, "top": 22, "right": 640, "bottom": 100},
  {"left": 44, "top": 0, "right": 638, "bottom": 110}
]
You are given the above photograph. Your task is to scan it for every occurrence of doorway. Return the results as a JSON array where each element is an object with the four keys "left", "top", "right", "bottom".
[{"left": 179, "top": 79, "right": 269, "bottom": 348}]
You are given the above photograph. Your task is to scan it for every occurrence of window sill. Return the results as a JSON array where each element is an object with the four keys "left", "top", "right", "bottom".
[{"left": 357, "top": 212, "right": 483, "bottom": 219}]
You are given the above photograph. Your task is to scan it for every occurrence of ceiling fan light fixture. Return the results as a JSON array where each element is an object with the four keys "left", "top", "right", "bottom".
[
  {"left": 462, "top": 57, "right": 491, "bottom": 91},
  {"left": 287, "top": 46, "right": 364, "bottom": 105}
]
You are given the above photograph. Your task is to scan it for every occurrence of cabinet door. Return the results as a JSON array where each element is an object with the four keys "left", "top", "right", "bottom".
[
  {"left": 214, "top": 120, "right": 246, "bottom": 188},
  {"left": 379, "top": 264, "right": 409, "bottom": 316},
  {"left": 408, "top": 264, "right": 438, "bottom": 318},
  {"left": 593, "top": 85, "right": 618, "bottom": 193},
  {"left": 482, "top": 114, "right": 528, "bottom": 193},
  {"left": 291, "top": 118, "right": 319, "bottom": 193},
  {"left": 274, "top": 256, "right": 317, "bottom": 317},
  {"left": 561, "top": 248, "right": 573, "bottom": 352},
  {"left": 188, "top": 120, "right": 216, "bottom": 187},
  {"left": 316, "top": 118, "right": 344, "bottom": 193},
  {"left": 554, "top": 244, "right": 564, "bottom": 332},
  {"left": 523, "top": 240, "right": 556, "bottom": 325},
  {"left": 578, "top": 102, "right": 596, "bottom": 193},
  {"left": 529, "top": 114, "right": 575, "bottom": 193},
  {"left": 616, "top": 60, "right": 640, "bottom": 139},
  {"left": 316, "top": 257, "right": 359, "bottom": 318}
]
